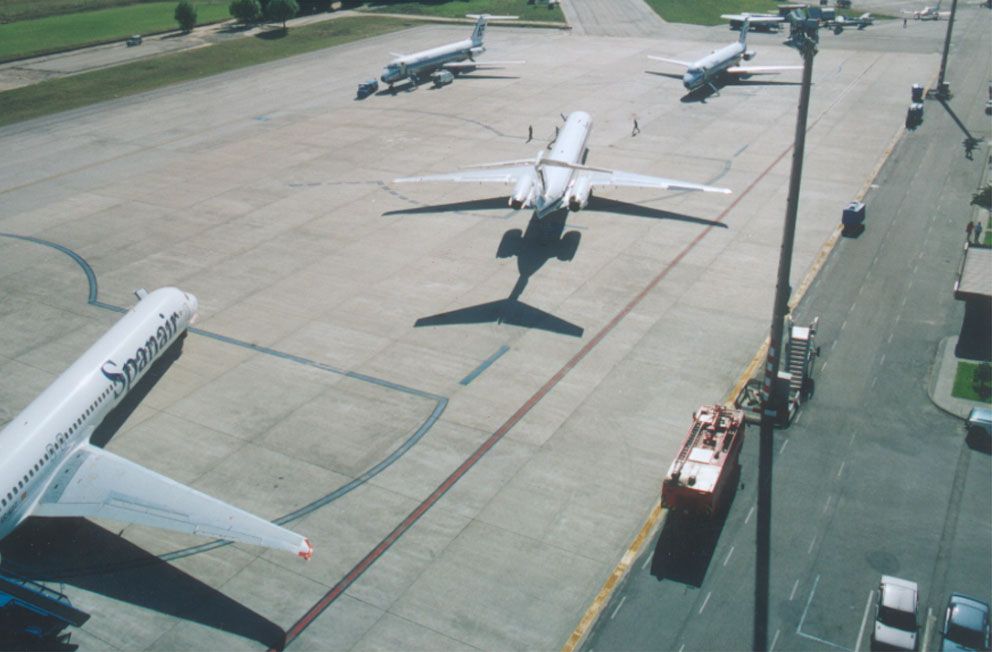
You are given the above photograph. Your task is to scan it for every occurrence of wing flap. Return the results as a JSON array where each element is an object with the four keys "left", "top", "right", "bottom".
[
  {"left": 394, "top": 165, "right": 533, "bottom": 185},
  {"left": 727, "top": 65, "right": 804, "bottom": 75},
  {"left": 35, "top": 444, "right": 312, "bottom": 559},
  {"left": 584, "top": 170, "right": 731, "bottom": 194}
]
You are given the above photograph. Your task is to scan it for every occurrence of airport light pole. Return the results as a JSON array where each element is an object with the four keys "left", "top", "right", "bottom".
[
  {"left": 936, "top": 0, "right": 958, "bottom": 97},
  {"left": 752, "top": 14, "right": 818, "bottom": 652}
]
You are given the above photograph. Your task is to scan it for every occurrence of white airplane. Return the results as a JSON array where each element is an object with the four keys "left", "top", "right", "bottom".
[
  {"left": 827, "top": 12, "right": 874, "bottom": 32},
  {"left": 379, "top": 14, "right": 522, "bottom": 89},
  {"left": 903, "top": 0, "right": 950, "bottom": 18},
  {"left": 721, "top": 12, "right": 785, "bottom": 31},
  {"left": 649, "top": 20, "right": 803, "bottom": 93},
  {"left": 394, "top": 111, "right": 730, "bottom": 220},
  {"left": 0, "top": 288, "right": 313, "bottom": 560}
]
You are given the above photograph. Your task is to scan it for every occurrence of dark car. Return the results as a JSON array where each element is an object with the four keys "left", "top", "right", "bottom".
[
  {"left": 126, "top": 35, "right": 143, "bottom": 46},
  {"left": 356, "top": 79, "right": 378, "bottom": 99},
  {"left": 941, "top": 593, "right": 990, "bottom": 652}
]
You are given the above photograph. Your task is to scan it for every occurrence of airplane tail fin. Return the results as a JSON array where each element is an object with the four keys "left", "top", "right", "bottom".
[
  {"left": 739, "top": 18, "right": 750, "bottom": 45},
  {"left": 470, "top": 15, "right": 487, "bottom": 46}
]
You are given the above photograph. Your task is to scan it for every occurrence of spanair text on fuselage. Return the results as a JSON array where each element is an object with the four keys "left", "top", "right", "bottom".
[{"left": 0, "top": 288, "right": 196, "bottom": 538}]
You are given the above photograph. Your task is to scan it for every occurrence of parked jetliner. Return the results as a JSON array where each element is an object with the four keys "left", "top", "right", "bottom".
[
  {"left": 379, "top": 14, "right": 522, "bottom": 88},
  {"left": 0, "top": 288, "right": 312, "bottom": 560},
  {"left": 827, "top": 12, "right": 874, "bottom": 32},
  {"left": 720, "top": 12, "right": 785, "bottom": 31},
  {"left": 903, "top": 0, "right": 949, "bottom": 19},
  {"left": 649, "top": 20, "right": 802, "bottom": 93},
  {"left": 394, "top": 111, "right": 730, "bottom": 221}
]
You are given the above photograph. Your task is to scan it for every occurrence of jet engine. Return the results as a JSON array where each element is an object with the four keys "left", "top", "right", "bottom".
[
  {"left": 566, "top": 176, "right": 593, "bottom": 211},
  {"left": 742, "top": 50, "right": 756, "bottom": 60},
  {"left": 510, "top": 171, "right": 538, "bottom": 209}
]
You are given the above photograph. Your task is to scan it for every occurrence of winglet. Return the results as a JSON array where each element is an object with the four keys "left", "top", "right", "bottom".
[{"left": 298, "top": 538, "right": 313, "bottom": 560}]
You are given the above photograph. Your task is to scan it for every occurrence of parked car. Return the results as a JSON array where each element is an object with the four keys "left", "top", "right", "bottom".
[
  {"left": 966, "top": 406, "right": 992, "bottom": 451},
  {"left": 873, "top": 575, "right": 919, "bottom": 650},
  {"left": 941, "top": 593, "right": 990, "bottom": 651},
  {"left": 126, "top": 35, "right": 143, "bottom": 47}
]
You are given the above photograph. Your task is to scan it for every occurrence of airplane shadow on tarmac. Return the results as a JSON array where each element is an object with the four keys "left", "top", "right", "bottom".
[
  {"left": 0, "top": 336, "right": 288, "bottom": 650},
  {"left": 410, "top": 199, "right": 728, "bottom": 337},
  {"left": 645, "top": 71, "right": 802, "bottom": 103},
  {"left": 0, "top": 520, "right": 286, "bottom": 650}
]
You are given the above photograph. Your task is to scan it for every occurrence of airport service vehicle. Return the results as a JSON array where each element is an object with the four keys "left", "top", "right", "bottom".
[
  {"left": 873, "top": 576, "right": 920, "bottom": 651},
  {"left": 648, "top": 19, "right": 802, "bottom": 93},
  {"left": 356, "top": 79, "right": 379, "bottom": 99},
  {"left": 661, "top": 406, "right": 745, "bottom": 516},
  {"left": 0, "top": 571, "right": 88, "bottom": 644},
  {"left": 0, "top": 287, "right": 312, "bottom": 560},
  {"left": 431, "top": 69, "right": 454, "bottom": 87},
  {"left": 941, "top": 594, "right": 990, "bottom": 652}
]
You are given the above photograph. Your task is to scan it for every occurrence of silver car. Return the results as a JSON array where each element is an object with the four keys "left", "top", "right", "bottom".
[{"left": 873, "top": 575, "right": 919, "bottom": 650}]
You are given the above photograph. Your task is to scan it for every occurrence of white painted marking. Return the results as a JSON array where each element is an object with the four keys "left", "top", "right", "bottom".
[
  {"left": 855, "top": 589, "right": 875, "bottom": 652},
  {"left": 822, "top": 359, "right": 830, "bottom": 373},
  {"left": 922, "top": 607, "right": 935, "bottom": 651},
  {"left": 880, "top": 353, "right": 886, "bottom": 366},
  {"left": 841, "top": 319, "right": 848, "bottom": 331},
  {"left": 830, "top": 340, "right": 837, "bottom": 352},
  {"left": 770, "top": 628, "right": 781, "bottom": 652},
  {"left": 797, "top": 575, "right": 820, "bottom": 632},
  {"left": 871, "top": 375, "right": 878, "bottom": 389},
  {"left": 642, "top": 556, "right": 651, "bottom": 572},
  {"left": 678, "top": 644, "right": 685, "bottom": 652},
  {"left": 790, "top": 579, "right": 800, "bottom": 601},
  {"left": 849, "top": 431, "right": 857, "bottom": 446},
  {"left": 850, "top": 301, "right": 858, "bottom": 312},
  {"left": 780, "top": 439, "right": 789, "bottom": 454},
  {"left": 699, "top": 591, "right": 712, "bottom": 615},
  {"left": 837, "top": 461, "right": 846, "bottom": 478},
  {"left": 823, "top": 495, "right": 832, "bottom": 514},
  {"left": 807, "top": 536, "right": 816, "bottom": 555},
  {"left": 887, "top": 332, "right": 894, "bottom": 344},
  {"left": 723, "top": 546, "right": 735, "bottom": 567},
  {"left": 745, "top": 505, "right": 755, "bottom": 525},
  {"left": 610, "top": 595, "right": 627, "bottom": 620}
]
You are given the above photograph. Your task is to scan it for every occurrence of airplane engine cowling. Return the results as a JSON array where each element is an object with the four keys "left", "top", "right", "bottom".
[
  {"left": 742, "top": 50, "right": 756, "bottom": 61},
  {"left": 510, "top": 173, "right": 537, "bottom": 209},
  {"left": 567, "top": 177, "right": 592, "bottom": 211}
]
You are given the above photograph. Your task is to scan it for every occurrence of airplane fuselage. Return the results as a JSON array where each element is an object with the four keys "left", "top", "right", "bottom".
[
  {"left": 0, "top": 288, "right": 196, "bottom": 540},
  {"left": 380, "top": 38, "right": 482, "bottom": 84},
  {"left": 684, "top": 42, "right": 745, "bottom": 90},
  {"left": 536, "top": 111, "right": 594, "bottom": 216}
]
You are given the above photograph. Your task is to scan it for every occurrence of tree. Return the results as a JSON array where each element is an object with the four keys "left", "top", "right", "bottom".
[
  {"left": 174, "top": 0, "right": 197, "bottom": 33},
  {"left": 229, "top": 0, "right": 261, "bottom": 25},
  {"left": 266, "top": 0, "right": 298, "bottom": 29}
]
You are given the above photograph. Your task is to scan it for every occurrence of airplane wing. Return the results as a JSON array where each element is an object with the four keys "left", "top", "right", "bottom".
[
  {"left": 648, "top": 55, "right": 694, "bottom": 68},
  {"left": 394, "top": 164, "right": 533, "bottom": 185},
  {"left": 536, "top": 159, "right": 731, "bottom": 194},
  {"left": 721, "top": 13, "right": 784, "bottom": 23},
  {"left": 726, "top": 65, "right": 804, "bottom": 75},
  {"left": 443, "top": 61, "right": 525, "bottom": 69},
  {"left": 34, "top": 443, "right": 313, "bottom": 558}
]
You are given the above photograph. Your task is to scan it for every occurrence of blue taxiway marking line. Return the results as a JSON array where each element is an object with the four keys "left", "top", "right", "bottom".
[
  {"left": 460, "top": 345, "right": 510, "bottom": 385},
  {"left": 2, "top": 232, "right": 449, "bottom": 564}
]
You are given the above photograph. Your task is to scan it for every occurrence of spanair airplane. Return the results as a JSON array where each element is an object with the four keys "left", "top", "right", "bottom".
[
  {"left": 903, "top": 0, "right": 949, "bottom": 19},
  {"left": 0, "top": 287, "right": 312, "bottom": 560},
  {"left": 379, "top": 14, "right": 523, "bottom": 88},
  {"left": 649, "top": 20, "right": 802, "bottom": 93},
  {"left": 394, "top": 111, "right": 730, "bottom": 220},
  {"left": 720, "top": 12, "right": 785, "bottom": 31},
  {"left": 827, "top": 12, "right": 874, "bottom": 32}
]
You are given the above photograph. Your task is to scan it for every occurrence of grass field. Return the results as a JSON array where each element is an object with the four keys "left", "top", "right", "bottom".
[
  {"left": 0, "top": 0, "right": 157, "bottom": 23},
  {"left": 0, "top": 15, "right": 413, "bottom": 127},
  {"left": 365, "top": 0, "right": 564, "bottom": 22},
  {"left": 0, "top": 1, "right": 231, "bottom": 62},
  {"left": 953, "top": 361, "right": 992, "bottom": 403}
]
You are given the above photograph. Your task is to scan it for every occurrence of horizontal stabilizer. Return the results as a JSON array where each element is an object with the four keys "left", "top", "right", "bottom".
[{"left": 36, "top": 444, "right": 313, "bottom": 559}]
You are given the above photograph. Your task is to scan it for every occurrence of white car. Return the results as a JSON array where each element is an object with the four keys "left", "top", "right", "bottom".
[{"left": 874, "top": 575, "right": 920, "bottom": 650}]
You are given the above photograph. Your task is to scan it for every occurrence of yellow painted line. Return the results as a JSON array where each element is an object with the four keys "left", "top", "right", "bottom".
[{"left": 560, "top": 79, "right": 917, "bottom": 652}]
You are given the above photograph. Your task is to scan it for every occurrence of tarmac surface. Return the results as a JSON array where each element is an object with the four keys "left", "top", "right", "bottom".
[{"left": 0, "top": 10, "right": 973, "bottom": 651}]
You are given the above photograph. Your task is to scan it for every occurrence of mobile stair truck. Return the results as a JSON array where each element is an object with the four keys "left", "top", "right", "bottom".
[
  {"left": 661, "top": 405, "right": 746, "bottom": 518},
  {"left": 0, "top": 571, "right": 89, "bottom": 646}
]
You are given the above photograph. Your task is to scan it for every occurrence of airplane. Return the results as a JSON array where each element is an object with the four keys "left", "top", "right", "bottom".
[
  {"left": 826, "top": 12, "right": 874, "bottom": 32},
  {"left": 393, "top": 111, "right": 731, "bottom": 225},
  {"left": 903, "top": 0, "right": 949, "bottom": 19},
  {"left": 0, "top": 287, "right": 313, "bottom": 560},
  {"left": 648, "top": 20, "right": 803, "bottom": 94},
  {"left": 379, "top": 14, "right": 523, "bottom": 89},
  {"left": 721, "top": 12, "right": 786, "bottom": 31}
]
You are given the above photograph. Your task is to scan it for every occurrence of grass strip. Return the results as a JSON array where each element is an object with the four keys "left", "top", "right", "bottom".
[
  {"left": 952, "top": 361, "right": 992, "bottom": 403},
  {"left": 0, "top": 1, "right": 231, "bottom": 62},
  {"left": 0, "top": 15, "right": 413, "bottom": 128},
  {"left": 364, "top": 0, "right": 563, "bottom": 22}
]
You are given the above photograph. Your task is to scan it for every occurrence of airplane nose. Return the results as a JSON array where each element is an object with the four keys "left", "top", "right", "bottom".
[{"left": 185, "top": 292, "right": 199, "bottom": 323}]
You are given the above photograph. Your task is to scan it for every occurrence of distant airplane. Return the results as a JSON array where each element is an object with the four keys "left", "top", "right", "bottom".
[
  {"left": 649, "top": 20, "right": 803, "bottom": 94},
  {"left": 721, "top": 12, "right": 785, "bottom": 31},
  {"left": 0, "top": 288, "right": 313, "bottom": 560},
  {"left": 394, "top": 111, "right": 730, "bottom": 224},
  {"left": 903, "top": 0, "right": 949, "bottom": 19},
  {"left": 379, "top": 14, "right": 523, "bottom": 89},
  {"left": 826, "top": 12, "right": 874, "bottom": 32}
]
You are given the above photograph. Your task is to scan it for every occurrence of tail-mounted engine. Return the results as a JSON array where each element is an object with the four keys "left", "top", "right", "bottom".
[
  {"left": 565, "top": 176, "right": 592, "bottom": 211},
  {"left": 510, "top": 170, "right": 538, "bottom": 209},
  {"left": 742, "top": 50, "right": 756, "bottom": 60}
]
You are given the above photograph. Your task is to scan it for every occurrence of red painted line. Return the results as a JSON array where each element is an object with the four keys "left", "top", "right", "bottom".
[{"left": 277, "top": 143, "right": 796, "bottom": 649}]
